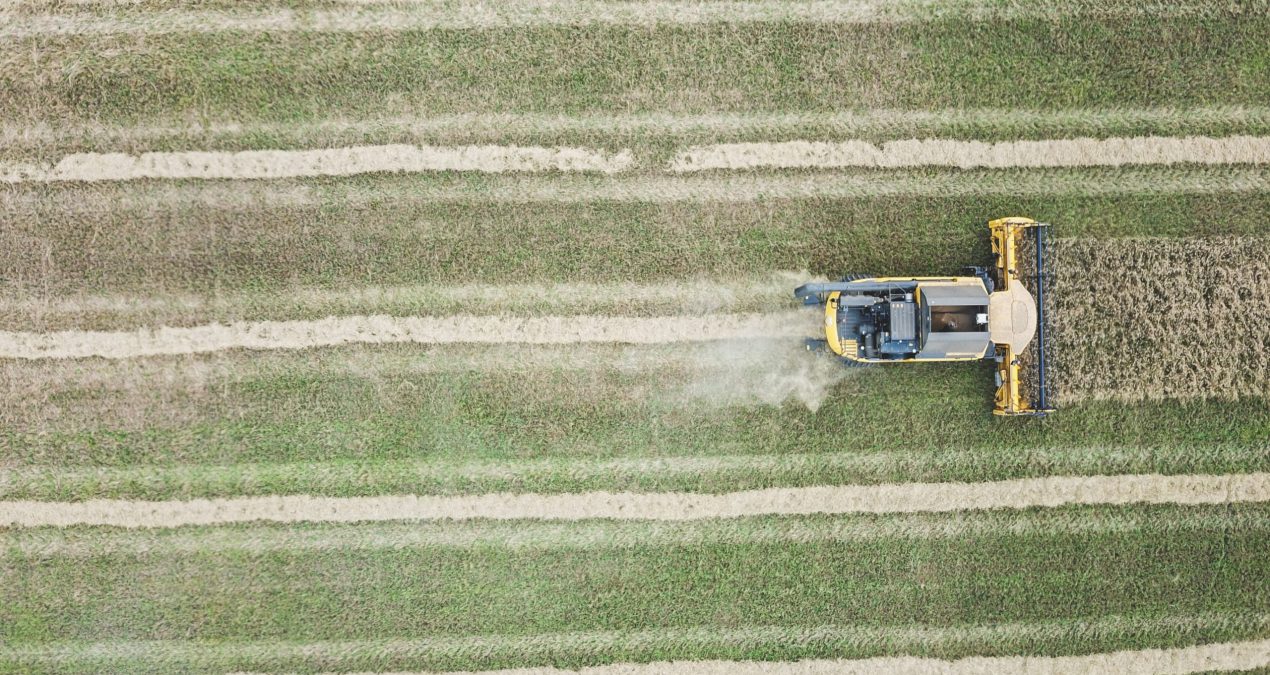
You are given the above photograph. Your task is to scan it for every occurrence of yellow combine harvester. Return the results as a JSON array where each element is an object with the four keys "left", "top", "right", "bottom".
[{"left": 795, "top": 217, "right": 1054, "bottom": 416}]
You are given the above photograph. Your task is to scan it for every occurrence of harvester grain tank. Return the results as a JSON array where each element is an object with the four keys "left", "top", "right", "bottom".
[{"left": 795, "top": 217, "right": 1055, "bottom": 416}]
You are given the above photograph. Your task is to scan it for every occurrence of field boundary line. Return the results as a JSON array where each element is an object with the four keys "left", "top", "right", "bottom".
[
  {"left": 3, "top": 1, "right": 1258, "bottom": 37},
  {"left": 2, "top": 473, "right": 1267, "bottom": 528},
  {"left": 0, "top": 312, "right": 810, "bottom": 360},
  {"left": 668, "top": 135, "right": 1270, "bottom": 171}
]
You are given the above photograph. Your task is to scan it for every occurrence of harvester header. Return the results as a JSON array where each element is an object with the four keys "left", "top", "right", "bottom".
[{"left": 795, "top": 217, "right": 1055, "bottom": 416}]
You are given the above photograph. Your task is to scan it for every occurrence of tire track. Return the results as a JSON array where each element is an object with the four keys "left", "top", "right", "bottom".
[{"left": 3, "top": 473, "right": 1266, "bottom": 528}]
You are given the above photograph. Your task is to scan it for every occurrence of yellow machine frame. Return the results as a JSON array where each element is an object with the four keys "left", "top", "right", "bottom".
[{"left": 989, "top": 217, "right": 1053, "bottom": 416}]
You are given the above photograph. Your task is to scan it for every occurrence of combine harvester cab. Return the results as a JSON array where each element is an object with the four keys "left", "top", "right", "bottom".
[{"left": 794, "top": 217, "right": 1055, "bottom": 417}]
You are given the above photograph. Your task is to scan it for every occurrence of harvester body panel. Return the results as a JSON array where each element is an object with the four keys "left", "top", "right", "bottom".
[
  {"left": 796, "top": 217, "right": 1056, "bottom": 417},
  {"left": 814, "top": 277, "right": 992, "bottom": 363}
]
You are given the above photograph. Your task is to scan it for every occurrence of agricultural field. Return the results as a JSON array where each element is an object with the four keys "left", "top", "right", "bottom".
[{"left": 1, "top": 0, "right": 1269, "bottom": 673}]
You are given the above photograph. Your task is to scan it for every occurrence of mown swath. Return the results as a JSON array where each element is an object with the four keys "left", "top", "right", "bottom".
[
  {"left": 3, "top": 136, "right": 1266, "bottom": 184},
  {"left": 668, "top": 136, "right": 1270, "bottom": 172},
  {"left": 0, "top": 145, "right": 634, "bottom": 183}
]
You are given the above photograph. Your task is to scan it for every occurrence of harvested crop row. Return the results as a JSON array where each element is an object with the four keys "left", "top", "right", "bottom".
[
  {"left": 1051, "top": 236, "right": 1270, "bottom": 402},
  {"left": 313, "top": 641, "right": 1270, "bottom": 675},
  {"left": 0, "top": 145, "right": 633, "bottom": 183},
  {"left": 4, "top": 136, "right": 1266, "bottom": 183},
  {"left": 297, "top": 641, "right": 1270, "bottom": 675},
  {"left": 0, "top": 312, "right": 813, "bottom": 360},
  {"left": 2, "top": 473, "right": 1266, "bottom": 527},
  {"left": 669, "top": 136, "right": 1270, "bottom": 171}
]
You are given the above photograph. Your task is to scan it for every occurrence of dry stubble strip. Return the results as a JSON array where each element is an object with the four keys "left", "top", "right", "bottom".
[
  {"left": 0, "top": 145, "right": 634, "bottom": 182},
  {"left": 4, "top": 136, "right": 1268, "bottom": 183},
  {"left": 3, "top": 617, "right": 1267, "bottom": 673},
  {"left": 669, "top": 136, "right": 1270, "bottom": 171},
  {"left": 2, "top": 473, "right": 1266, "bottom": 528},
  {"left": 3, "top": 0, "right": 1255, "bottom": 38},
  {"left": 0, "top": 312, "right": 812, "bottom": 360},
  {"left": 331, "top": 640, "right": 1270, "bottom": 675}
]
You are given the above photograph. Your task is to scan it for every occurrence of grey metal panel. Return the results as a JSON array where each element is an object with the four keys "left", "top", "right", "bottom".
[
  {"left": 920, "top": 283, "right": 989, "bottom": 307},
  {"left": 795, "top": 281, "right": 917, "bottom": 300},
  {"left": 889, "top": 302, "right": 916, "bottom": 341},
  {"left": 919, "top": 332, "right": 991, "bottom": 358}
]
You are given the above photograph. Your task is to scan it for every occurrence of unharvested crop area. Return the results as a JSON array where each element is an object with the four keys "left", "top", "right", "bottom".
[{"left": 1, "top": 1, "right": 1269, "bottom": 673}]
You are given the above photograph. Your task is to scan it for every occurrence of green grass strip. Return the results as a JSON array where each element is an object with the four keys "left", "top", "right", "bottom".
[
  {"left": 3, "top": 445, "right": 1268, "bottom": 502},
  {"left": 4, "top": 356, "right": 1268, "bottom": 471},
  {"left": 1, "top": 616, "right": 1266, "bottom": 675},
  {"left": 2, "top": 519, "right": 1267, "bottom": 652},
  {"left": 6, "top": 18, "right": 1269, "bottom": 125},
  {"left": 4, "top": 177, "right": 1269, "bottom": 300},
  {"left": 8, "top": 107, "right": 1270, "bottom": 161},
  {"left": 7, "top": 504, "right": 1267, "bottom": 556}
]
